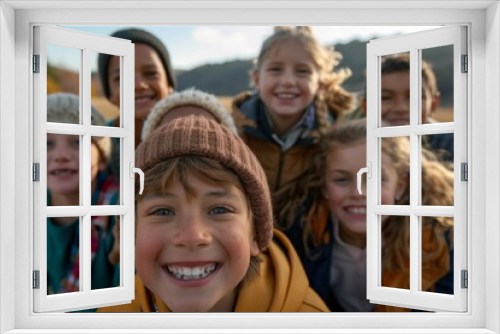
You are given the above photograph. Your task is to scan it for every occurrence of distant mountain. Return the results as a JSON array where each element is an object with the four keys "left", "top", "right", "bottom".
[
  {"left": 47, "top": 38, "right": 454, "bottom": 107},
  {"left": 177, "top": 38, "right": 454, "bottom": 106},
  {"left": 177, "top": 60, "right": 254, "bottom": 96}
]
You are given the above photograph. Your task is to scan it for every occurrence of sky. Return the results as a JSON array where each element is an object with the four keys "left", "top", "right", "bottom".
[{"left": 50, "top": 25, "right": 439, "bottom": 72}]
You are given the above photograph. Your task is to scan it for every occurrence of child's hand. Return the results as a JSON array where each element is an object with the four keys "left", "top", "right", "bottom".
[{"left": 108, "top": 215, "right": 120, "bottom": 265}]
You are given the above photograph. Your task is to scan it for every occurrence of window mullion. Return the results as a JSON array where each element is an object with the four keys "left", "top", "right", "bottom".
[
  {"left": 409, "top": 47, "right": 420, "bottom": 295},
  {"left": 81, "top": 48, "right": 92, "bottom": 294}
]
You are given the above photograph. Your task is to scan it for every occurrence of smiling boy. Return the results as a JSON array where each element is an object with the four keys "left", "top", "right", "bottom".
[
  {"left": 361, "top": 53, "right": 454, "bottom": 162},
  {"left": 98, "top": 89, "right": 329, "bottom": 312}
]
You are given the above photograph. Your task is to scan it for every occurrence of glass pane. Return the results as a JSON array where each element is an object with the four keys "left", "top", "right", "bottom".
[
  {"left": 91, "top": 136, "right": 120, "bottom": 204},
  {"left": 47, "top": 133, "right": 80, "bottom": 206},
  {"left": 92, "top": 51, "right": 120, "bottom": 127},
  {"left": 380, "top": 52, "right": 410, "bottom": 127},
  {"left": 90, "top": 215, "right": 120, "bottom": 291},
  {"left": 380, "top": 137, "right": 410, "bottom": 205},
  {"left": 421, "top": 216, "right": 454, "bottom": 295},
  {"left": 421, "top": 45, "right": 454, "bottom": 124},
  {"left": 47, "top": 44, "right": 81, "bottom": 124},
  {"left": 380, "top": 215, "right": 410, "bottom": 290},
  {"left": 421, "top": 135, "right": 454, "bottom": 206},
  {"left": 47, "top": 216, "right": 80, "bottom": 294},
  {"left": 422, "top": 133, "right": 454, "bottom": 164}
]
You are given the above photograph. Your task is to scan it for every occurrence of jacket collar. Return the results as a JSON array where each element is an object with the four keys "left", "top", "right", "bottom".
[{"left": 233, "top": 91, "right": 324, "bottom": 146}]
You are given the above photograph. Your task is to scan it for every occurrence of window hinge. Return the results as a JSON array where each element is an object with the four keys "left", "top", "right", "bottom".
[
  {"left": 461, "top": 270, "right": 468, "bottom": 289},
  {"left": 33, "top": 163, "right": 40, "bottom": 182},
  {"left": 461, "top": 54, "right": 468, "bottom": 73},
  {"left": 461, "top": 162, "right": 468, "bottom": 181},
  {"left": 33, "top": 270, "right": 40, "bottom": 289},
  {"left": 33, "top": 54, "right": 40, "bottom": 73}
]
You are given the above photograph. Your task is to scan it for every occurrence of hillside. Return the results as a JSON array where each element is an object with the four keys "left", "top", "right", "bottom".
[
  {"left": 177, "top": 39, "right": 454, "bottom": 106},
  {"left": 47, "top": 37, "right": 455, "bottom": 120}
]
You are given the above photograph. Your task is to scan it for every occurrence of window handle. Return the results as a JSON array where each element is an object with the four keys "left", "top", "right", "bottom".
[
  {"left": 129, "top": 162, "right": 144, "bottom": 195},
  {"left": 357, "top": 162, "right": 371, "bottom": 195}
]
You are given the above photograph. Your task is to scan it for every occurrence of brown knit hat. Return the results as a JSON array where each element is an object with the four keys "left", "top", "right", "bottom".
[{"left": 135, "top": 115, "right": 273, "bottom": 250}]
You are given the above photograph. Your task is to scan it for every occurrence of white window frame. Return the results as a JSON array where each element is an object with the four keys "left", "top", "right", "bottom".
[
  {"left": 365, "top": 26, "right": 467, "bottom": 312},
  {"left": 1, "top": 1, "right": 499, "bottom": 333},
  {"left": 33, "top": 25, "right": 136, "bottom": 312}
]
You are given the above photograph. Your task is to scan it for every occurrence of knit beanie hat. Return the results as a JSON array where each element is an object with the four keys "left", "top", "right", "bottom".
[
  {"left": 47, "top": 93, "right": 111, "bottom": 164},
  {"left": 97, "top": 28, "right": 177, "bottom": 98},
  {"left": 142, "top": 88, "right": 238, "bottom": 141},
  {"left": 135, "top": 115, "right": 273, "bottom": 251}
]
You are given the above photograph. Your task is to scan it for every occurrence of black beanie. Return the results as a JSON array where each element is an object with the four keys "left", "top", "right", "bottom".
[{"left": 97, "top": 28, "right": 177, "bottom": 98}]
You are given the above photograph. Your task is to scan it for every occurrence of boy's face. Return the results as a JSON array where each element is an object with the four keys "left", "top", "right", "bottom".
[
  {"left": 253, "top": 39, "right": 321, "bottom": 132},
  {"left": 324, "top": 140, "right": 406, "bottom": 238},
  {"left": 136, "top": 175, "right": 260, "bottom": 312},
  {"left": 380, "top": 70, "right": 438, "bottom": 126},
  {"left": 108, "top": 43, "right": 171, "bottom": 121}
]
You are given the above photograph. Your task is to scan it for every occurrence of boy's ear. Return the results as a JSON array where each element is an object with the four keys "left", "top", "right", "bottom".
[{"left": 250, "top": 237, "right": 260, "bottom": 256}]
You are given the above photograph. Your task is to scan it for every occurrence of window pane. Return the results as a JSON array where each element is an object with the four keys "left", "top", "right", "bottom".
[
  {"left": 421, "top": 45, "right": 454, "bottom": 124},
  {"left": 421, "top": 216, "right": 454, "bottom": 295},
  {"left": 381, "top": 215, "right": 410, "bottom": 290},
  {"left": 47, "top": 133, "right": 80, "bottom": 206},
  {"left": 91, "top": 136, "right": 120, "bottom": 204},
  {"left": 380, "top": 52, "right": 410, "bottom": 127},
  {"left": 90, "top": 215, "right": 120, "bottom": 291},
  {"left": 380, "top": 137, "right": 410, "bottom": 205},
  {"left": 422, "top": 133, "right": 454, "bottom": 164},
  {"left": 421, "top": 135, "right": 454, "bottom": 206},
  {"left": 47, "top": 44, "right": 81, "bottom": 124},
  {"left": 92, "top": 51, "right": 120, "bottom": 127},
  {"left": 47, "top": 216, "right": 81, "bottom": 294}
]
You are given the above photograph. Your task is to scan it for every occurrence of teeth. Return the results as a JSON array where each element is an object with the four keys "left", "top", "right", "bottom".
[
  {"left": 135, "top": 97, "right": 151, "bottom": 103},
  {"left": 51, "top": 169, "right": 75, "bottom": 176},
  {"left": 277, "top": 93, "right": 296, "bottom": 99},
  {"left": 347, "top": 207, "right": 366, "bottom": 214},
  {"left": 167, "top": 263, "right": 217, "bottom": 281}
]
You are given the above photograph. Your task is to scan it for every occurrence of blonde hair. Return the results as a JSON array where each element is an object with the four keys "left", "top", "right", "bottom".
[
  {"left": 312, "top": 120, "right": 454, "bottom": 270},
  {"left": 252, "top": 26, "right": 354, "bottom": 135},
  {"left": 137, "top": 155, "right": 262, "bottom": 286}
]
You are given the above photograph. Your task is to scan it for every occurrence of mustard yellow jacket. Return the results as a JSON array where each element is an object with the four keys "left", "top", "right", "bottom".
[{"left": 97, "top": 229, "right": 329, "bottom": 312}]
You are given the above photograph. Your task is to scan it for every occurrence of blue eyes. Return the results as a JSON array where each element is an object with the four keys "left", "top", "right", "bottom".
[
  {"left": 209, "top": 206, "right": 231, "bottom": 215},
  {"left": 152, "top": 208, "right": 174, "bottom": 216},
  {"left": 151, "top": 206, "right": 232, "bottom": 217}
]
